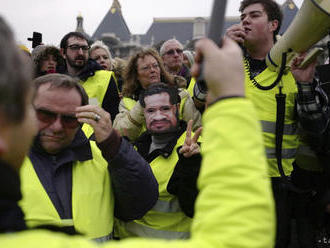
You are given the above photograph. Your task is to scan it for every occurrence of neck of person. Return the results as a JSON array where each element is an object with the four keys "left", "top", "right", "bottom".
[
  {"left": 67, "top": 64, "right": 83, "bottom": 77},
  {"left": 166, "top": 65, "right": 181, "bottom": 75},
  {"left": 245, "top": 38, "right": 274, "bottom": 61},
  {"left": 149, "top": 129, "right": 177, "bottom": 154}
]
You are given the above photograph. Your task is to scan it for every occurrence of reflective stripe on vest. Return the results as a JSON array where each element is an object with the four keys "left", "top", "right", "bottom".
[
  {"left": 244, "top": 65, "right": 298, "bottom": 177},
  {"left": 260, "top": 120, "right": 297, "bottom": 135},
  {"left": 265, "top": 147, "right": 297, "bottom": 159},
  {"left": 152, "top": 199, "right": 181, "bottom": 213},
  {"left": 124, "top": 221, "right": 190, "bottom": 240},
  {"left": 116, "top": 133, "right": 192, "bottom": 239},
  {"left": 93, "top": 232, "right": 113, "bottom": 243},
  {"left": 19, "top": 141, "right": 114, "bottom": 239}
]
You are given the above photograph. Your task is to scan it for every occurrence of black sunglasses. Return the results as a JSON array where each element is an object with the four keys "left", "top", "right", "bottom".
[
  {"left": 165, "top": 48, "right": 183, "bottom": 56},
  {"left": 34, "top": 107, "right": 80, "bottom": 129}
]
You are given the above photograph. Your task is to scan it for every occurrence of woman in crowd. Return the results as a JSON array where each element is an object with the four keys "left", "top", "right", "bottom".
[
  {"left": 113, "top": 48, "right": 201, "bottom": 141},
  {"left": 89, "top": 40, "right": 113, "bottom": 71},
  {"left": 32, "top": 45, "right": 64, "bottom": 77}
]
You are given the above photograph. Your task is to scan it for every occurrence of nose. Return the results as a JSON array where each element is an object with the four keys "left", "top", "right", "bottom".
[
  {"left": 48, "top": 59, "right": 56, "bottom": 65},
  {"left": 77, "top": 48, "right": 84, "bottom": 55},
  {"left": 153, "top": 110, "right": 165, "bottom": 120},
  {"left": 49, "top": 116, "right": 64, "bottom": 131},
  {"left": 242, "top": 16, "right": 250, "bottom": 25}
]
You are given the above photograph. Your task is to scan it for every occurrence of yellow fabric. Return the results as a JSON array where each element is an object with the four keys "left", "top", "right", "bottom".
[
  {"left": 19, "top": 141, "right": 114, "bottom": 239},
  {"left": 0, "top": 98, "right": 275, "bottom": 248},
  {"left": 244, "top": 65, "right": 298, "bottom": 177},
  {"left": 81, "top": 70, "right": 117, "bottom": 138},
  {"left": 187, "top": 77, "right": 196, "bottom": 97},
  {"left": 112, "top": 98, "right": 275, "bottom": 247},
  {"left": 116, "top": 133, "right": 192, "bottom": 239}
]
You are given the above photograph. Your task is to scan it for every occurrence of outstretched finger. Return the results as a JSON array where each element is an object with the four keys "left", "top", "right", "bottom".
[
  {"left": 192, "top": 127, "right": 202, "bottom": 144},
  {"left": 185, "top": 120, "right": 193, "bottom": 146}
]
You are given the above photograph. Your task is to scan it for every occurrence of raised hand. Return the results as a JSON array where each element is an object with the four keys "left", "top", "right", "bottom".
[
  {"left": 75, "top": 105, "right": 112, "bottom": 143},
  {"left": 179, "top": 120, "right": 202, "bottom": 158}
]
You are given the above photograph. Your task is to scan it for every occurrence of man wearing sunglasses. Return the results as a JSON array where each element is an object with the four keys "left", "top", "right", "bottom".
[
  {"left": 160, "top": 39, "right": 200, "bottom": 111},
  {"left": 59, "top": 32, "right": 120, "bottom": 132},
  {"left": 19, "top": 73, "right": 158, "bottom": 242},
  {"left": 160, "top": 39, "right": 194, "bottom": 90}
]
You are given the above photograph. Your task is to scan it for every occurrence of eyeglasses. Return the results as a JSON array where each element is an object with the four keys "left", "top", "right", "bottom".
[
  {"left": 165, "top": 49, "right": 183, "bottom": 56},
  {"left": 34, "top": 107, "right": 80, "bottom": 129},
  {"left": 67, "top": 44, "right": 90, "bottom": 52},
  {"left": 139, "top": 63, "right": 160, "bottom": 72}
]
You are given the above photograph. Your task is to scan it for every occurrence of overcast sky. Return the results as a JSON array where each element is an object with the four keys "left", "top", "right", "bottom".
[{"left": 0, "top": 0, "right": 303, "bottom": 48}]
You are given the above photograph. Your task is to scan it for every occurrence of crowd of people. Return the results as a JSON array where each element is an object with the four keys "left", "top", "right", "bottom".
[{"left": 0, "top": 0, "right": 330, "bottom": 247}]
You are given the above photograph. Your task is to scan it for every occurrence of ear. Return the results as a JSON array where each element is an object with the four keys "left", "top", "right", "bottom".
[{"left": 269, "top": 19, "right": 279, "bottom": 33}]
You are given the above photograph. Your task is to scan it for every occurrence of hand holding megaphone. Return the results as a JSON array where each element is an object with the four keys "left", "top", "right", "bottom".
[
  {"left": 291, "top": 53, "right": 317, "bottom": 83},
  {"left": 266, "top": 0, "right": 330, "bottom": 72}
]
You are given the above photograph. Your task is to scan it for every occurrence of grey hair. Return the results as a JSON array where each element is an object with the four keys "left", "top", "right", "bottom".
[{"left": 160, "top": 39, "right": 183, "bottom": 56}]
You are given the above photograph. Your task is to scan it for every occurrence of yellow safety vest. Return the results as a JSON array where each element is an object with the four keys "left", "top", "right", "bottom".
[
  {"left": 244, "top": 65, "right": 298, "bottom": 177},
  {"left": 187, "top": 77, "right": 196, "bottom": 97},
  {"left": 115, "top": 133, "right": 192, "bottom": 239},
  {"left": 81, "top": 70, "right": 118, "bottom": 138},
  {"left": 19, "top": 141, "right": 114, "bottom": 241}
]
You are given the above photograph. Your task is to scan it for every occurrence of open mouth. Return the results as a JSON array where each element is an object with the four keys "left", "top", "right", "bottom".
[{"left": 244, "top": 27, "right": 251, "bottom": 33}]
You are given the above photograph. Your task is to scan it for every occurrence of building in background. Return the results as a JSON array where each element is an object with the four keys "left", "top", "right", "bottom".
[{"left": 76, "top": 0, "right": 301, "bottom": 58}]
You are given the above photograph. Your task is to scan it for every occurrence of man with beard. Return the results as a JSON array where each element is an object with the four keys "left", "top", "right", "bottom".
[
  {"left": 59, "top": 32, "right": 120, "bottom": 132},
  {"left": 114, "top": 83, "right": 202, "bottom": 240}
]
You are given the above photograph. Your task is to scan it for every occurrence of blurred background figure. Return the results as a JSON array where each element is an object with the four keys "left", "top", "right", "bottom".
[
  {"left": 183, "top": 50, "right": 195, "bottom": 69},
  {"left": 32, "top": 45, "right": 65, "bottom": 77}
]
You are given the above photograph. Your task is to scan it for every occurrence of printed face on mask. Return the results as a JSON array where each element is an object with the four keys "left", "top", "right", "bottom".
[{"left": 144, "top": 92, "right": 178, "bottom": 134}]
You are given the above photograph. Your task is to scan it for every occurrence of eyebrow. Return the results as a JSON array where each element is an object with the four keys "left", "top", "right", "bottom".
[{"left": 240, "top": 10, "right": 264, "bottom": 19}]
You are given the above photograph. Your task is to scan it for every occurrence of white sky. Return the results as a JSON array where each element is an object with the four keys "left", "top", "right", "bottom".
[{"left": 0, "top": 0, "right": 303, "bottom": 49}]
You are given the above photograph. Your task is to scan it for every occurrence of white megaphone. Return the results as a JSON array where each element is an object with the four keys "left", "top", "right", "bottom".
[{"left": 266, "top": 0, "right": 330, "bottom": 72}]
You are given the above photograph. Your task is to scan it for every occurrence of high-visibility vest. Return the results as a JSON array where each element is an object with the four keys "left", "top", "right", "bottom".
[
  {"left": 19, "top": 141, "right": 114, "bottom": 241},
  {"left": 244, "top": 66, "right": 299, "bottom": 177},
  {"left": 187, "top": 77, "right": 196, "bottom": 97},
  {"left": 81, "top": 70, "right": 118, "bottom": 138},
  {"left": 115, "top": 133, "right": 192, "bottom": 239}
]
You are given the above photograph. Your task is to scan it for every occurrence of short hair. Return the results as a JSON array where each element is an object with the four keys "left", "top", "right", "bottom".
[
  {"left": 160, "top": 39, "right": 183, "bottom": 56},
  {"left": 60, "top": 32, "right": 89, "bottom": 51},
  {"left": 89, "top": 40, "right": 112, "bottom": 61},
  {"left": 0, "top": 16, "right": 32, "bottom": 123},
  {"left": 33, "top": 73, "right": 89, "bottom": 106},
  {"left": 122, "top": 48, "right": 175, "bottom": 99},
  {"left": 139, "top": 83, "right": 180, "bottom": 108},
  {"left": 239, "top": 0, "right": 283, "bottom": 38}
]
